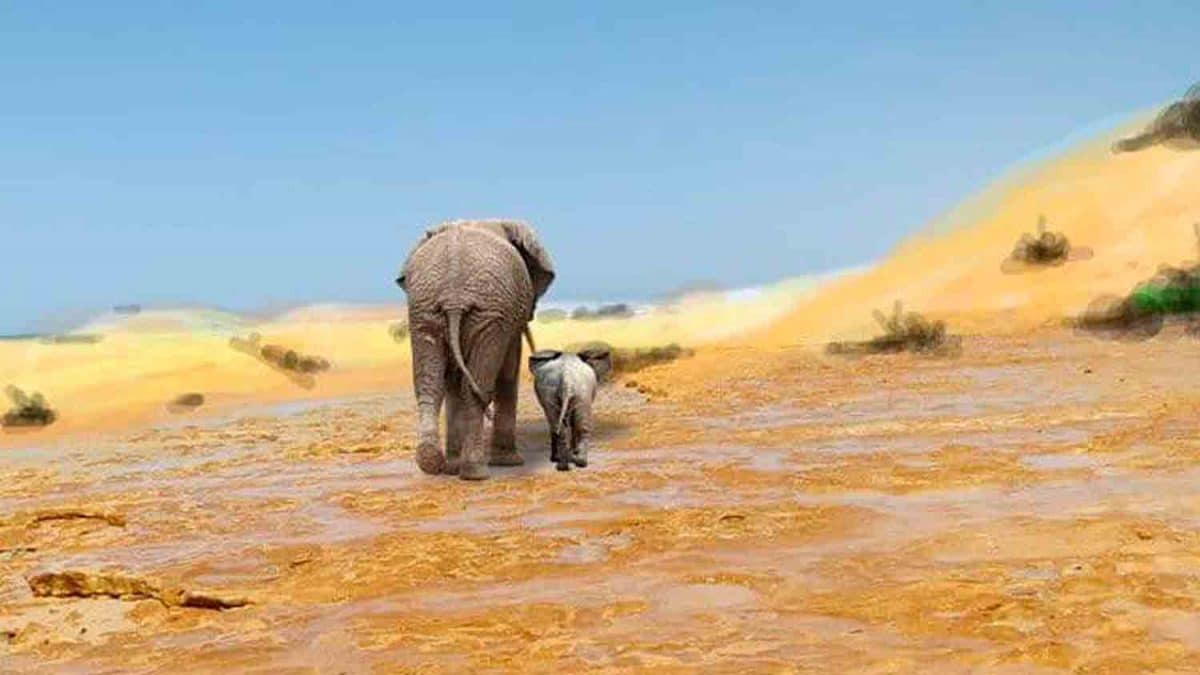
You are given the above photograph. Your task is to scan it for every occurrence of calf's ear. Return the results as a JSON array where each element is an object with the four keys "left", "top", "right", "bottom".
[
  {"left": 578, "top": 347, "right": 612, "bottom": 382},
  {"left": 528, "top": 349, "right": 563, "bottom": 370}
]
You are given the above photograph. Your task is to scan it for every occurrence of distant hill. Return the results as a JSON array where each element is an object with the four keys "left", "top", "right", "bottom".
[
  {"left": 747, "top": 105, "right": 1200, "bottom": 345},
  {"left": 658, "top": 280, "right": 728, "bottom": 304}
]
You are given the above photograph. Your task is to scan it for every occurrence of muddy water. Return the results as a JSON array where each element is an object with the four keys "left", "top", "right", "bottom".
[{"left": 5, "top": 330, "right": 1200, "bottom": 672}]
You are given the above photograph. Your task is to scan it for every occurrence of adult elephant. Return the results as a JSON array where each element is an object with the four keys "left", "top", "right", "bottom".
[{"left": 395, "top": 219, "right": 555, "bottom": 480}]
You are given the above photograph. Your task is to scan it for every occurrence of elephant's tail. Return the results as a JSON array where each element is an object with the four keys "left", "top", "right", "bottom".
[
  {"left": 446, "top": 309, "right": 490, "bottom": 409},
  {"left": 556, "top": 389, "right": 573, "bottom": 435}
]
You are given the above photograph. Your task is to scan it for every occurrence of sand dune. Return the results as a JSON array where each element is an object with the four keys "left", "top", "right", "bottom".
[{"left": 746, "top": 110, "right": 1200, "bottom": 346}]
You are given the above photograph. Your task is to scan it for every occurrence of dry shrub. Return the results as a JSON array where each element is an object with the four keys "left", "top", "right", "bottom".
[
  {"left": 536, "top": 308, "right": 568, "bottom": 323},
  {"left": 1113, "top": 83, "right": 1200, "bottom": 153},
  {"left": 565, "top": 340, "right": 694, "bottom": 379},
  {"left": 3, "top": 385, "right": 56, "bottom": 428},
  {"left": 826, "top": 301, "right": 961, "bottom": 356},
  {"left": 36, "top": 334, "right": 103, "bottom": 345},
  {"left": 167, "top": 392, "right": 205, "bottom": 413},
  {"left": 1010, "top": 215, "right": 1070, "bottom": 265},
  {"left": 229, "top": 332, "right": 331, "bottom": 374},
  {"left": 571, "top": 303, "right": 635, "bottom": 321},
  {"left": 1001, "top": 215, "right": 1094, "bottom": 274},
  {"left": 388, "top": 320, "right": 409, "bottom": 342}
]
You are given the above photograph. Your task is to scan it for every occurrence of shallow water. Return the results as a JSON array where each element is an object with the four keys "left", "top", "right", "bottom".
[{"left": 5, "top": 331, "right": 1200, "bottom": 672}]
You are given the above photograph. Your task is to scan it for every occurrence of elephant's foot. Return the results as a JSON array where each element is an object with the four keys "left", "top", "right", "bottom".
[
  {"left": 572, "top": 454, "right": 588, "bottom": 469},
  {"left": 459, "top": 462, "right": 489, "bottom": 481},
  {"left": 556, "top": 459, "right": 571, "bottom": 472},
  {"left": 488, "top": 448, "right": 524, "bottom": 466},
  {"left": 442, "top": 458, "right": 462, "bottom": 476},
  {"left": 415, "top": 442, "right": 445, "bottom": 475}
]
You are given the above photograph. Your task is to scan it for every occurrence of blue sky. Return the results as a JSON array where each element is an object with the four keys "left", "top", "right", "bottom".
[{"left": 2, "top": 2, "right": 1198, "bottom": 333}]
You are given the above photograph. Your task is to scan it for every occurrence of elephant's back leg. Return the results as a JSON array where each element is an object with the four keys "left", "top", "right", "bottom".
[
  {"left": 488, "top": 331, "right": 524, "bottom": 466},
  {"left": 542, "top": 399, "right": 562, "bottom": 463},
  {"left": 555, "top": 415, "right": 573, "bottom": 471},
  {"left": 570, "top": 400, "right": 593, "bottom": 468},
  {"left": 457, "top": 315, "right": 520, "bottom": 479},
  {"left": 410, "top": 330, "right": 448, "bottom": 475},
  {"left": 444, "top": 379, "right": 464, "bottom": 476}
]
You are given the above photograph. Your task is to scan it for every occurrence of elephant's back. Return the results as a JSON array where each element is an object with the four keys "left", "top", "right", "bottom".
[
  {"left": 403, "top": 225, "right": 535, "bottom": 317},
  {"left": 561, "top": 356, "right": 598, "bottom": 398}
]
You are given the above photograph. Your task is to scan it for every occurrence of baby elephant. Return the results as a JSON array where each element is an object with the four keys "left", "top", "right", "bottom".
[{"left": 528, "top": 347, "right": 611, "bottom": 471}]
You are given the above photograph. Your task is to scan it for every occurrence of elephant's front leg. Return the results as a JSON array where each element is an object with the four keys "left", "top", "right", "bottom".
[{"left": 488, "top": 332, "right": 524, "bottom": 467}]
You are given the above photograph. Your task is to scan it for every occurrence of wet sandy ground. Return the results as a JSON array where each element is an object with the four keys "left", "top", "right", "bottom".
[{"left": 5, "top": 328, "right": 1200, "bottom": 673}]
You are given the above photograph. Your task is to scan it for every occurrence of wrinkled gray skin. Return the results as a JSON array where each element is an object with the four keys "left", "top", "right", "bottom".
[
  {"left": 396, "top": 219, "right": 555, "bottom": 481},
  {"left": 528, "top": 348, "right": 610, "bottom": 471}
]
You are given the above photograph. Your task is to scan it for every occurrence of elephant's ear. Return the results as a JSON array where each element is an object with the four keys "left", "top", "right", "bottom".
[
  {"left": 500, "top": 221, "right": 556, "bottom": 300},
  {"left": 577, "top": 346, "right": 612, "bottom": 383},
  {"left": 530, "top": 349, "right": 563, "bottom": 362},
  {"left": 528, "top": 349, "right": 562, "bottom": 371}
]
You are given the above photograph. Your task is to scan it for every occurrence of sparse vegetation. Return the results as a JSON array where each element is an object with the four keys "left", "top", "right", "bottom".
[
  {"left": 1113, "top": 82, "right": 1200, "bottom": 153},
  {"left": 826, "top": 301, "right": 960, "bottom": 356},
  {"left": 659, "top": 280, "right": 726, "bottom": 303},
  {"left": 3, "top": 385, "right": 57, "bottom": 428},
  {"left": 1075, "top": 224, "right": 1200, "bottom": 339},
  {"left": 1073, "top": 295, "right": 1164, "bottom": 339},
  {"left": 262, "top": 345, "right": 330, "bottom": 373},
  {"left": 167, "top": 393, "right": 205, "bottom": 413},
  {"left": 571, "top": 303, "right": 635, "bottom": 320},
  {"left": 36, "top": 333, "right": 103, "bottom": 345},
  {"left": 388, "top": 320, "right": 409, "bottom": 342},
  {"left": 1008, "top": 215, "right": 1071, "bottom": 266},
  {"left": 229, "top": 333, "right": 331, "bottom": 374},
  {"left": 565, "top": 340, "right": 694, "bottom": 378},
  {"left": 536, "top": 308, "right": 568, "bottom": 323}
]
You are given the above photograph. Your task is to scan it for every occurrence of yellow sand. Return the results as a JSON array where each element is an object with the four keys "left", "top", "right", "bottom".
[
  {"left": 0, "top": 284, "right": 815, "bottom": 444},
  {"left": 745, "top": 112, "right": 1200, "bottom": 346}
]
